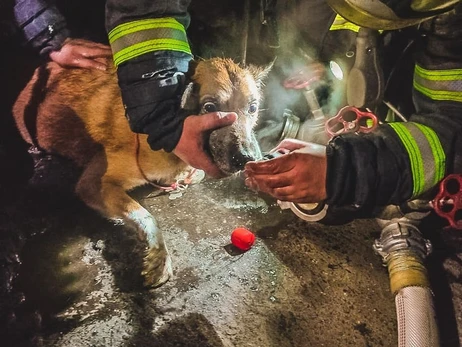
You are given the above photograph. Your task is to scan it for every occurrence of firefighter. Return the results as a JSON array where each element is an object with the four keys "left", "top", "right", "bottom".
[
  {"left": 105, "top": 1, "right": 242, "bottom": 179},
  {"left": 244, "top": 0, "right": 462, "bottom": 213},
  {"left": 104, "top": 0, "right": 461, "bottom": 213}
]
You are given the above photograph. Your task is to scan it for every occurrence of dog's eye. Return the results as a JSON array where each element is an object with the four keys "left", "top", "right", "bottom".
[
  {"left": 202, "top": 102, "right": 217, "bottom": 113},
  {"left": 248, "top": 103, "right": 258, "bottom": 114}
]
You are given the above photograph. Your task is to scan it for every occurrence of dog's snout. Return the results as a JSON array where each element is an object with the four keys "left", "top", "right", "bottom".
[
  {"left": 231, "top": 152, "right": 257, "bottom": 171},
  {"left": 208, "top": 126, "right": 262, "bottom": 175}
]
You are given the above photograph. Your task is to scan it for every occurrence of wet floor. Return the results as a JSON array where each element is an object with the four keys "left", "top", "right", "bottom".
[{"left": 2, "top": 162, "right": 461, "bottom": 347}]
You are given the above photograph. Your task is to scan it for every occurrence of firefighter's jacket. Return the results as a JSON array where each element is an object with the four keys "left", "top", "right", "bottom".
[
  {"left": 12, "top": 0, "right": 70, "bottom": 56},
  {"left": 106, "top": 0, "right": 462, "bottom": 210},
  {"left": 106, "top": 0, "right": 193, "bottom": 153},
  {"left": 318, "top": 4, "right": 462, "bottom": 211}
]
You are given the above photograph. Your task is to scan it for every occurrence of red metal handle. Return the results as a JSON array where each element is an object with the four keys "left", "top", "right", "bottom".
[
  {"left": 325, "top": 106, "right": 378, "bottom": 137},
  {"left": 433, "top": 174, "right": 462, "bottom": 229}
]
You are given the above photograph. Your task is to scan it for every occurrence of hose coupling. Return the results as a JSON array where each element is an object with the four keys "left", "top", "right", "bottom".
[{"left": 373, "top": 222, "right": 432, "bottom": 263}]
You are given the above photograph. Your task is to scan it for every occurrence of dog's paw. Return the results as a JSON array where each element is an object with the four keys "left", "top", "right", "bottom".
[{"left": 142, "top": 247, "right": 173, "bottom": 288}]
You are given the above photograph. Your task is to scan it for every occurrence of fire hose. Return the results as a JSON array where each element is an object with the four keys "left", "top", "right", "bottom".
[{"left": 374, "top": 203, "right": 439, "bottom": 347}]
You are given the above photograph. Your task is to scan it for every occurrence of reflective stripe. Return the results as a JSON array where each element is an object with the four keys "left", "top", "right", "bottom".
[
  {"left": 109, "top": 18, "right": 185, "bottom": 42},
  {"left": 414, "top": 123, "right": 446, "bottom": 185},
  {"left": 329, "top": 14, "right": 361, "bottom": 32},
  {"left": 108, "top": 18, "right": 192, "bottom": 66},
  {"left": 388, "top": 122, "right": 446, "bottom": 197},
  {"left": 414, "top": 64, "right": 462, "bottom": 102}
]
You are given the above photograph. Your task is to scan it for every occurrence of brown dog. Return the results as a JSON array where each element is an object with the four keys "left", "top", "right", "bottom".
[{"left": 12, "top": 51, "right": 269, "bottom": 288}]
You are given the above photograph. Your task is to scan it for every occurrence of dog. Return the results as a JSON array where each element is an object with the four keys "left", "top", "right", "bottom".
[{"left": 12, "top": 47, "right": 270, "bottom": 288}]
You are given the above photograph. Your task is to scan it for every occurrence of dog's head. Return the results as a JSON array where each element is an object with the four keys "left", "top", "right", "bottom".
[{"left": 182, "top": 58, "right": 271, "bottom": 175}]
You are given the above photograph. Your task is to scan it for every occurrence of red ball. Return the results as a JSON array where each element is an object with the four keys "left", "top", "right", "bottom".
[{"left": 231, "top": 227, "right": 256, "bottom": 251}]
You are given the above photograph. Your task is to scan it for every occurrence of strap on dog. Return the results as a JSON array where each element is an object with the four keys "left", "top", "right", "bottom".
[{"left": 134, "top": 133, "right": 196, "bottom": 195}]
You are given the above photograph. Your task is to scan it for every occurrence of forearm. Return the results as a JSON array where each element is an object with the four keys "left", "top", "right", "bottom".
[
  {"left": 106, "top": 0, "right": 193, "bottom": 151},
  {"left": 326, "top": 110, "right": 460, "bottom": 210},
  {"left": 325, "top": 127, "right": 413, "bottom": 209},
  {"left": 14, "top": 0, "right": 69, "bottom": 56},
  {"left": 326, "top": 6, "right": 462, "bottom": 210}
]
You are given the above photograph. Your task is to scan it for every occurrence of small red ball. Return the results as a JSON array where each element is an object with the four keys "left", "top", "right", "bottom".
[{"left": 231, "top": 227, "right": 256, "bottom": 251}]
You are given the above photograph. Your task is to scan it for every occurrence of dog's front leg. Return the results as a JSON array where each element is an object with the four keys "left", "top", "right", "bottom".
[
  {"left": 125, "top": 204, "right": 173, "bottom": 288},
  {"left": 75, "top": 154, "right": 173, "bottom": 288}
]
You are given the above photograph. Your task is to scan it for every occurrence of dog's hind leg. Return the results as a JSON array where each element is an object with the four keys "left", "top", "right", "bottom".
[{"left": 75, "top": 152, "right": 172, "bottom": 288}]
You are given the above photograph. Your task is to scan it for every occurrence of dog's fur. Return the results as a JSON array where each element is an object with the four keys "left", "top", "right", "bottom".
[{"left": 12, "top": 50, "right": 269, "bottom": 288}]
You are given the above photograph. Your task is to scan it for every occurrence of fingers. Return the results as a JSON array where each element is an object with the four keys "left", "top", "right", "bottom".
[
  {"left": 49, "top": 44, "right": 112, "bottom": 70},
  {"left": 68, "top": 44, "right": 112, "bottom": 70},
  {"left": 73, "top": 57, "right": 108, "bottom": 71},
  {"left": 245, "top": 172, "right": 292, "bottom": 192},
  {"left": 245, "top": 175, "right": 323, "bottom": 203},
  {"left": 244, "top": 148, "right": 328, "bottom": 202},
  {"left": 275, "top": 139, "right": 309, "bottom": 152},
  {"left": 174, "top": 116, "right": 229, "bottom": 179},
  {"left": 80, "top": 46, "right": 113, "bottom": 59},
  {"left": 199, "top": 112, "right": 237, "bottom": 131},
  {"left": 244, "top": 175, "right": 306, "bottom": 202},
  {"left": 245, "top": 152, "right": 295, "bottom": 174}
]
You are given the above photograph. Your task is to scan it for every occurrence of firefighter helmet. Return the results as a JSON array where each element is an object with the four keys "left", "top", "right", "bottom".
[{"left": 326, "top": 0, "right": 459, "bottom": 30}]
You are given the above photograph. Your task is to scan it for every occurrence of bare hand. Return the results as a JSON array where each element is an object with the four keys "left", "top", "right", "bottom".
[
  {"left": 49, "top": 38, "right": 112, "bottom": 70},
  {"left": 283, "top": 62, "right": 326, "bottom": 89},
  {"left": 173, "top": 112, "right": 237, "bottom": 178},
  {"left": 244, "top": 139, "right": 328, "bottom": 203}
]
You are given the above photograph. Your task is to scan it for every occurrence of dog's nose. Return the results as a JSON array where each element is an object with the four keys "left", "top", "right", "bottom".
[{"left": 231, "top": 153, "right": 257, "bottom": 171}]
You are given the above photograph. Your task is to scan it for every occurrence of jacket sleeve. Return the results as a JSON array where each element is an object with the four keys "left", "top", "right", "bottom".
[
  {"left": 105, "top": 0, "right": 193, "bottom": 152},
  {"left": 325, "top": 4, "right": 462, "bottom": 210},
  {"left": 14, "top": 0, "right": 69, "bottom": 56}
]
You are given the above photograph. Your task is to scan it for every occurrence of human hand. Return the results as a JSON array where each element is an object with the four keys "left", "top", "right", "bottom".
[
  {"left": 283, "top": 62, "right": 326, "bottom": 89},
  {"left": 49, "top": 38, "right": 112, "bottom": 70},
  {"left": 244, "top": 139, "right": 327, "bottom": 203},
  {"left": 173, "top": 112, "right": 238, "bottom": 178}
]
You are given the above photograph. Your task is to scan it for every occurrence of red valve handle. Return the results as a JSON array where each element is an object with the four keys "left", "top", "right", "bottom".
[
  {"left": 325, "top": 106, "right": 378, "bottom": 137},
  {"left": 433, "top": 174, "right": 462, "bottom": 230}
]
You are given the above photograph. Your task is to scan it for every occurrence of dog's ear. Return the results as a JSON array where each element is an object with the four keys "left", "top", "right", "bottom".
[
  {"left": 186, "top": 59, "right": 199, "bottom": 80},
  {"left": 181, "top": 59, "right": 201, "bottom": 112},
  {"left": 247, "top": 59, "right": 274, "bottom": 89},
  {"left": 181, "top": 82, "right": 200, "bottom": 112}
]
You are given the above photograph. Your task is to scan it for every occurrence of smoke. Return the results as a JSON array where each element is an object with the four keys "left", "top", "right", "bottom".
[{"left": 255, "top": 6, "right": 349, "bottom": 151}]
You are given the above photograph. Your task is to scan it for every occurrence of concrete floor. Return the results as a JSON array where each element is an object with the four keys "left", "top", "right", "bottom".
[{"left": 2, "top": 161, "right": 461, "bottom": 347}]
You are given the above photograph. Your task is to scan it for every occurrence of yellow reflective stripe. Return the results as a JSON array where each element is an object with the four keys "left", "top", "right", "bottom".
[
  {"left": 113, "top": 38, "right": 191, "bottom": 66},
  {"left": 414, "top": 64, "right": 462, "bottom": 102},
  {"left": 108, "top": 18, "right": 185, "bottom": 43},
  {"left": 389, "top": 122, "right": 446, "bottom": 197},
  {"left": 329, "top": 14, "right": 383, "bottom": 33},
  {"left": 108, "top": 18, "right": 192, "bottom": 66},
  {"left": 389, "top": 123, "right": 425, "bottom": 197},
  {"left": 415, "top": 64, "right": 462, "bottom": 80},
  {"left": 110, "top": 28, "right": 188, "bottom": 58},
  {"left": 329, "top": 14, "right": 361, "bottom": 32},
  {"left": 414, "top": 82, "right": 462, "bottom": 102},
  {"left": 414, "top": 123, "right": 446, "bottom": 186}
]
